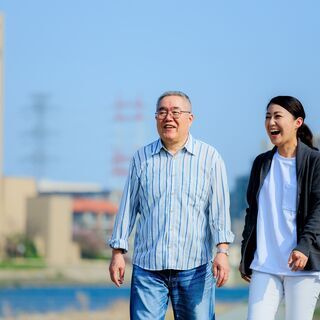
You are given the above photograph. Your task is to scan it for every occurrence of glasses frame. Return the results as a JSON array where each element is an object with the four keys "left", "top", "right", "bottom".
[{"left": 155, "top": 109, "right": 191, "bottom": 120}]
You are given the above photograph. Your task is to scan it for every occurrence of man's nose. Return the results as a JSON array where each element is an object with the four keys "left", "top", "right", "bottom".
[{"left": 164, "top": 111, "right": 174, "bottom": 120}]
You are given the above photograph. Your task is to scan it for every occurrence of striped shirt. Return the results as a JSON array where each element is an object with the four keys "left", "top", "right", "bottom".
[{"left": 109, "top": 135, "right": 234, "bottom": 270}]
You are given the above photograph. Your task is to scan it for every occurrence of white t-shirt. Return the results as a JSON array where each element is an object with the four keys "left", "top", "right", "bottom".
[{"left": 251, "top": 150, "right": 318, "bottom": 276}]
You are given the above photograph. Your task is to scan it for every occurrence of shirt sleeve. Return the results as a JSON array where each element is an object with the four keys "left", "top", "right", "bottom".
[
  {"left": 209, "top": 153, "right": 235, "bottom": 245},
  {"left": 108, "top": 157, "right": 140, "bottom": 252}
]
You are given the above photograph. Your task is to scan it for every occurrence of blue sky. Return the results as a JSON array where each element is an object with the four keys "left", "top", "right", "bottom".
[{"left": 1, "top": 0, "right": 320, "bottom": 190}]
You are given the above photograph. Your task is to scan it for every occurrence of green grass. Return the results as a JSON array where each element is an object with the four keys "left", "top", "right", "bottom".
[
  {"left": 314, "top": 310, "right": 320, "bottom": 319},
  {"left": 313, "top": 302, "right": 320, "bottom": 320},
  {"left": 0, "top": 258, "right": 46, "bottom": 269}
]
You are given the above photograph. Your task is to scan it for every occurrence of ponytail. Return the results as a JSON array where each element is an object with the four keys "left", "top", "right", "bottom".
[{"left": 298, "top": 123, "right": 317, "bottom": 149}]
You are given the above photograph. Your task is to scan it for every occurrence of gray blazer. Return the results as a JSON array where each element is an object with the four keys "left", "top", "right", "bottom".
[{"left": 240, "top": 140, "right": 320, "bottom": 276}]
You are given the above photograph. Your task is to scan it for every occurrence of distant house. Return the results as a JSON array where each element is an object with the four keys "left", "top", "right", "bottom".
[
  {"left": 34, "top": 180, "right": 119, "bottom": 260},
  {"left": 38, "top": 180, "right": 119, "bottom": 234},
  {"left": 72, "top": 197, "right": 118, "bottom": 232}
]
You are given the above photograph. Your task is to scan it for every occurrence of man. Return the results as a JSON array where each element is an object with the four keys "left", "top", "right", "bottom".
[{"left": 108, "top": 91, "right": 234, "bottom": 320}]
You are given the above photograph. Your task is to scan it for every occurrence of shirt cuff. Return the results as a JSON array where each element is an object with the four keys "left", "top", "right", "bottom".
[
  {"left": 214, "top": 230, "right": 235, "bottom": 245},
  {"left": 108, "top": 239, "right": 129, "bottom": 253}
]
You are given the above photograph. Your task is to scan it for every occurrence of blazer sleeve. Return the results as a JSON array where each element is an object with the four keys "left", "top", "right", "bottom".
[
  {"left": 295, "top": 155, "right": 320, "bottom": 257},
  {"left": 241, "top": 155, "right": 261, "bottom": 256}
]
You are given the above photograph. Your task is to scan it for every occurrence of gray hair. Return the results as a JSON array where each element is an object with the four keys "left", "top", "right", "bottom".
[{"left": 156, "top": 91, "right": 192, "bottom": 111}]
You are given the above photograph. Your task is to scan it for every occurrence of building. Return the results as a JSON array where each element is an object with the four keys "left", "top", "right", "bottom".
[
  {"left": 314, "top": 133, "right": 320, "bottom": 150},
  {"left": 0, "top": 177, "right": 37, "bottom": 259},
  {"left": 36, "top": 180, "right": 119, "bottom": 259}
]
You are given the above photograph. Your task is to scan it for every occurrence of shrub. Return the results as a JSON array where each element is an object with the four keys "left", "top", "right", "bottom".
[{"left": 5, "top": 234, "right": 39, "bottom": 258}]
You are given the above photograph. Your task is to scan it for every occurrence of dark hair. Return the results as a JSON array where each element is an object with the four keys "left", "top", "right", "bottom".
[{"left": 267, "top": 95, "right": 315, "bottom": 149}]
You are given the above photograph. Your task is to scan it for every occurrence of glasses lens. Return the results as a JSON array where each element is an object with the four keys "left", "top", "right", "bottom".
[
  {"left": 156, "top": 110, "right": 184, "bottom": 119},
  {"left": 172, "top": 111, "right": 181, "bottom": 119},
  {"left": 158, "top": 111, "right": 167, "bottom": 119}
]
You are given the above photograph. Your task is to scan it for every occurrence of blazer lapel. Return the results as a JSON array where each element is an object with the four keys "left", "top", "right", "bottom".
[{"left": 256, "top": 148, "right": 276, "bottom": 202}]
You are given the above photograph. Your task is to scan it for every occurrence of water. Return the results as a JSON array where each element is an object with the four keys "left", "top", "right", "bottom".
[{"left": 0, "top": 285, "right": 248, "bottom": 316}]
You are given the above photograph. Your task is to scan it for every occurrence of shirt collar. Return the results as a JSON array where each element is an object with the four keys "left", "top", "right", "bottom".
[
  {"left": 184, "top": 134, "right": 196, "bottom": 155},
  {"left": 151, "top": 134, "right": 196, "bottom": 156}
]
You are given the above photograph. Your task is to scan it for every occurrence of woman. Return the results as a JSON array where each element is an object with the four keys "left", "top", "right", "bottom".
[{"left": 239, "top": 96, "right": 320, "bottom": 320}]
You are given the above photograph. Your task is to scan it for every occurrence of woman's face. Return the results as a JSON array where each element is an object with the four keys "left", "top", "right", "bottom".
[{"left": 265, "top": 104, "right": 303, "bottom": 148}]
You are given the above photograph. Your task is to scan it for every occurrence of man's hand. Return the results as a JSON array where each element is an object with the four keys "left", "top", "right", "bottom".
[
  {"left": 212, "top": 252, "right": 230, "bottom": 287},
  {"left": 288, "top": 250, "right": 308, "bottom": 271},
  {"left": 109, "top": 249, "right": 126, "bottom": 287}
]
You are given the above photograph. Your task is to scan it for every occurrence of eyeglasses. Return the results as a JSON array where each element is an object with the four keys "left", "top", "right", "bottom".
[{"left": 155, "top": 109, "right": 191, "bottom": 120}]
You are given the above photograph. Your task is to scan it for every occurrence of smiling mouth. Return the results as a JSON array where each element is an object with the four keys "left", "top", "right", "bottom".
[
  {"left": 164, "top": 125, "right": 176, "bottom": 129},
  {"left": 270, "top": 130, "right": 280, "bottom": 136}
]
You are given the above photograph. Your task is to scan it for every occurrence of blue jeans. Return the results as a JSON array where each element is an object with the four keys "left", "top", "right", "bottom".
[{"left": 130, "top": 263, "right": 215, "bottom": 320}]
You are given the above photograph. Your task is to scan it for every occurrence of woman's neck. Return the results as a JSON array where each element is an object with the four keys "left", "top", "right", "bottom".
[{"left": 277, "top": 140, "right": 298, "bottom": 158}]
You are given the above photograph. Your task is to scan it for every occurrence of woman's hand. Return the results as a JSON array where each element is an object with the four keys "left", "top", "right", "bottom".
[
  {"left": 288, "top": 250, "right": 308, "bottom": 271},
  {"left": 238, "top": 265, "right": 251, "bottom": 283}
]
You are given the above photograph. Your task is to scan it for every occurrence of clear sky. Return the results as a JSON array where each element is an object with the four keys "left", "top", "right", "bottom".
[{"left": 1, "top": 0, "right": 320, "bottom": 190}]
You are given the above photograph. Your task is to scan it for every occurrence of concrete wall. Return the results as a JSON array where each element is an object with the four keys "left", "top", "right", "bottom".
[
  {"left": 0, "top": 177, "right": 37, "bottom": 258},
  {"left": 1, "top": 177, "right": 37, "bottom": 235},
  {"left": 0, "top": 179, "right": 4, "bottom": 257},
  {"left": 0, "top": 14, "right": 4, "bottom": 178},
  {"left": 26, "top": 195, "right": 80, "bottom": 266}
]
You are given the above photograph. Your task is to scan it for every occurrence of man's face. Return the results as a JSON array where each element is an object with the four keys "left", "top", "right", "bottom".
[{"left": 156, "top": 95, "right": 194, "bottom": 146}]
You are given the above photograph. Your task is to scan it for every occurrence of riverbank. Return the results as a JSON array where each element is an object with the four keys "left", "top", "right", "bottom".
[
  {"left": 2, "top": 260, "right": 319, "bottom": 319},
  {"left": 3, "top": 302, "right": 318, "bottom": 320},
  {"left": 0, "top": 300, "right": 246, "bottom": 320},
  {"left": 0, "top": 260, "right": 122, "bottom": 287},
  {"left": 0, "top": 259, "right": 250, "bottom": 319},
  {"left": 0, "top": 258, "right": 245, "bottom": 287}
]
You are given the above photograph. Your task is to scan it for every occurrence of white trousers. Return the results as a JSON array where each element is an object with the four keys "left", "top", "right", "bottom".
[{"left": 247, "top": 270, "right": 320, "bottom": 320}]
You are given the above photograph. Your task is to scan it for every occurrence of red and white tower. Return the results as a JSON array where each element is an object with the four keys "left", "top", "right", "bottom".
[{"left": 111, "top": 96, "right": 145, "bottom": 188}]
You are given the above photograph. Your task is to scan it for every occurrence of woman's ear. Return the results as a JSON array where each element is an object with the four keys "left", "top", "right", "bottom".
[{"left": 295, "top": 117, "right": 303, "bottom": 129}]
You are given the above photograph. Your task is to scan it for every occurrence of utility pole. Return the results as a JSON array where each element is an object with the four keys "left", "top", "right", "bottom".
[{"left": 24, "top": 93, "right": 53, "bottom": 181}]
